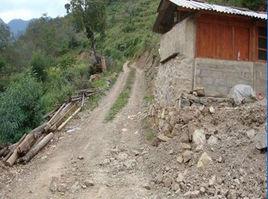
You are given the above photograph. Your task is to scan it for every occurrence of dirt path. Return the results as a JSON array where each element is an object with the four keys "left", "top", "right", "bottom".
[{"left": 1, "top": 62, "right": 156, "bottom": 199}]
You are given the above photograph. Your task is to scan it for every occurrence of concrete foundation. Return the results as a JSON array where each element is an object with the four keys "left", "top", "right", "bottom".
[
  {"left": 159, "top": 17, "right": 196, "bottom": 62},
  {"left": 194, "top": 58, "right": 254, "bottom": 97}
]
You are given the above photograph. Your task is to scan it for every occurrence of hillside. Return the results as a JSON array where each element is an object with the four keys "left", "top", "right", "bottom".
[{"left": 0, "top": 0, "right": 160, "bottom": 144}]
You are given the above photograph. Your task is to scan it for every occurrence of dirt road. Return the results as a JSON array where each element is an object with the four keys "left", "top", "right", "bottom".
[{"left": 1, "top": 62, "right": 157, "bottom": 199}]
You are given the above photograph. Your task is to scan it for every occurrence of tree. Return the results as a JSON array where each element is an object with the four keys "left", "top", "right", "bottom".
[
  {"left": 0, "top": 23, "right": 10, "bottom": 51},
  {"left": 69, "top": 0, "right": 106, "bottom": 64},
  {"left": 65, "top": 3, "right": 71, "bottom": 14}
]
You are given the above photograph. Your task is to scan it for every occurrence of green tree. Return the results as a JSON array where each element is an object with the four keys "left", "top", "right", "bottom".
[
  {"left": 0, "top": 23, "right": 10, "bottom": 51},
  {"left": 69, "top": 0, "right": 106, "bottom": 64}
]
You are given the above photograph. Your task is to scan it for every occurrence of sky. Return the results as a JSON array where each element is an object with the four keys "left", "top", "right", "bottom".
[{"left": 0, "top": 0, "right": 69, "bottom": 23}]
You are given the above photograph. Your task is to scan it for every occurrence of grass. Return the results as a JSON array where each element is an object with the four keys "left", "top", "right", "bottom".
[
  {"left": 105, "top": 68, "right": 136, "bottom": 122},
  {"left": 145, "top": 129, "right": 156, "bottom": 141}
]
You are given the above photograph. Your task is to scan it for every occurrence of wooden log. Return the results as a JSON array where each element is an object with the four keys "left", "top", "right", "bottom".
[
  {"left": 81, "top": 93, "right": 85, "bottom": 107},
  {"left": 17, "top": 134, "right": 36, "bottom": 155},
  {"left": 5, "top": 149, "right": 19, "bottom": 166},
  {"left": 58, "top": 107, "right": 82, "bottom": 131},
  {"left": 3, "top": 134, "right": 27, "bottom": 161},
  {"left": 0, "top": 147, "right": 9, "bottom": 158},
  {"left": 46, "top": 103, "right": 75, "bottom": 132},
  {"left": 32, "top": 123, "right": 48, "bottom": 139},
  {"left": 45, "top": 103, "right": 66, "bottom": 132},
  {"left": 50, "top": 103, "right": 77, "bottom": 131},
  {"left": 21, "top": 133, "right": 54, "bottom": 163}
]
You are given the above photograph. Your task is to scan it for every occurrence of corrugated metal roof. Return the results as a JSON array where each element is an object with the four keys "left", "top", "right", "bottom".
[{"left": 170, "top": 0, "right": 267, "bottom": 20}]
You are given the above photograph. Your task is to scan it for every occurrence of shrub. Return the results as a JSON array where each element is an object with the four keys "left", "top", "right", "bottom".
[
  {"left": 0, "top": 73, "right": 43, "bottom": 143},
  {"left": 31, "top": 51, "right": 51, "bottom": 81}
]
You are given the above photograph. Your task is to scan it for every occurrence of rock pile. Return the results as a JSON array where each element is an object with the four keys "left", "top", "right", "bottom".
[{"left": 146, "top": 93, "right": 266, "bottom": 198}]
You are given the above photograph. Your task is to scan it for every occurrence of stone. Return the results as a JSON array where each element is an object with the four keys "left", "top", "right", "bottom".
[
  {"left": 209, "top": 106, "right": 215, "bottom": 114},
  {"left": 200, "top": 187, "right": 206, "bottom": 193},
  {"left": 207, "top": 136, "right": 218, "bottom": 146},
  {"left": 193, "top": 87, "right": 205, "bottom": 97},
  {"left": 157, "top": 134, "right": 170, "bottom": 142},
  {"left": 217, "top": 156, "right": 223, "bottom": 163},
  {"left": 195, "top": 145, "right": 203, "bottom": 152},
  {"left": 181, "top": 143, "right": 191, "bottom": 150},
  {"left": 246, "top": 129, "right": 256, "bottom": 139},
  {"left": 118, "top": 152, "right": 128, "bottom": 160},
  {"left": 255, "top": 132, "right": 267, "bottom": 150},
  {"left": 193, "top": 129, "right": 206, "bottom": 146},
  {"left": 163, "top": 176, "right": 173, "bottom": 188},
  {"left": 132, "top": 150, "right": 140, "bottom": 156},
  {"left": 169, "top": 150, "right": 175, "bottom": 155},
  {"left": 197, "top": 152, "right": 212, "bottom": 168},
  {"left": 176, "top": 173, "right": 185, "bottom": 183},
  {"left": 57, "top": 183, "right": 68, "bottom": 193},
  {"left": 143, "top": 184, "right": 151, "bottom": 190},
  {"left": 171, "top": 183, "right": 180, "bottom": 192},
  {"left": 77, "top": 156, "right": 84, "bottom": 160},
  {"left": 183, "top": 150, "right": 193, "bottom": 163},
  {"left": 155, "top": 173, "right": 163, "bottom": 183},
  {"left": 70, "top": 181, "right": 80, "bottom": 193},
  {"left": 121, "top": 128, "right": 128, "bottom": 132},
  {"left": 177, "top": 155, "right": 184, "bottom": 164},
  {"left": 209, "top": 175, "right": 216, "bottom": 186},
  {"left": 184, "top": 190, "right": 200, "bottom": 197},
  {"left": 84, "top": 180, "right": 94, "bottom": 187},
  {"left": 49, "top": 177, "right": 59, "bottom": 193}
]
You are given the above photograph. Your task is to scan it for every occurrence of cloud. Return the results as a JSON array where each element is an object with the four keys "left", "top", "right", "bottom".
[{"left": 0, "top": 0, "right": 69, "bottom": 23}]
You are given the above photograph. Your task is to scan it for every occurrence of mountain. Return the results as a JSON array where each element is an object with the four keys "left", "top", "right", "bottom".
[
  {"left": 8, "top": 19, "right": 31, "bottom": 38},
  {"left": 0, "top": 18, "right": 5, "bottom": 25}
]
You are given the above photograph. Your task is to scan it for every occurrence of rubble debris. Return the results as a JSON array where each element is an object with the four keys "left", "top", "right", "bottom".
[
  {"left": 197, "top": 152, "right": 212, "bottom": 168},
  {"left": 193, "top": 129, "right": 206, "bottom": 146}
]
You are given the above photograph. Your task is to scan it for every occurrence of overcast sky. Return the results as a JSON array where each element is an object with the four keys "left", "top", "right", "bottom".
[{"left": 0, "top": 0, "right": 69, "bottom": 23}]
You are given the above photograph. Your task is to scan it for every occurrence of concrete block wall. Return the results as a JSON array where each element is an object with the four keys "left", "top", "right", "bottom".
[
  {"left": 159, "top": 17, "right": 196, "bottom": 62},
  {"left": 194, "top": 58, "right": 267, "bottom": 97},
  {"left": 253, "top": 62, "right": 266, "bottom": 95}
]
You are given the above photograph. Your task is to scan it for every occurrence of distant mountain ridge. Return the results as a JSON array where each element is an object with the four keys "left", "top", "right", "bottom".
[
  {"left": 0, "top": 18, "right": 5, "bottom": 25},
  {"left": 8, "top": 19, "right": 31, "bottom": 38}
]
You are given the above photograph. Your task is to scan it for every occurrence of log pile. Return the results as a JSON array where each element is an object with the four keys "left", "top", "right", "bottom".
[{"left": 0, "top": 89, "right": 96, "bottom": 166}]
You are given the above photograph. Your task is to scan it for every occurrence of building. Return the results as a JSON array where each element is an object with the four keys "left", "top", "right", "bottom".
[{"left": 153, "top": 0, "right": 267, "bottom": 104}]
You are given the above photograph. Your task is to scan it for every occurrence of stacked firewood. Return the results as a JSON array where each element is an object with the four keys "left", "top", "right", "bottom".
[{"left": 0, "top": 89, "right": 96, "bottom": 166}]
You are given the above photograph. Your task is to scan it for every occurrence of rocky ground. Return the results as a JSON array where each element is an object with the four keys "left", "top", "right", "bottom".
[{"left": 146, "top": 94, "right": 266, "bottom": 199}]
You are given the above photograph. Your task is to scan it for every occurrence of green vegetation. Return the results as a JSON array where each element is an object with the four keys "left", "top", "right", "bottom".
[
  {"left": 105, "top": 69, "right": 136, "bottom": 122},
  {"left": 145, "top": 129, "right": 156, "bottom": 142},
  {"left": 209, "top": 0, "right": 266, "bottom": 10},
  {"left": 1, "top": 0, "right": 260, "bottom": 144},
  {"left": 69, "top": 0, "right": 106, "bottom": 63}
]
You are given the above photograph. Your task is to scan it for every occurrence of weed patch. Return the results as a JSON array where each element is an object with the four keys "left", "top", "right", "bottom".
[{"left": 105, "top": 69, "right": 136, "bottom": 122}]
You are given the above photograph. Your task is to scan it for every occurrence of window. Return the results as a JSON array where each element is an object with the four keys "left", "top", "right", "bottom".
[{"left": 258, "top": 27, "right": 267, "bottom": 61}]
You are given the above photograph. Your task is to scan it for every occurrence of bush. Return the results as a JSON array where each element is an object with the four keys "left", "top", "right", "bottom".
[
  {"left": 0, "top": 73, "right": 43, "bottom": 143},
  {"left": 31, "top": 51, "right": 51, "bottom": 81}
]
